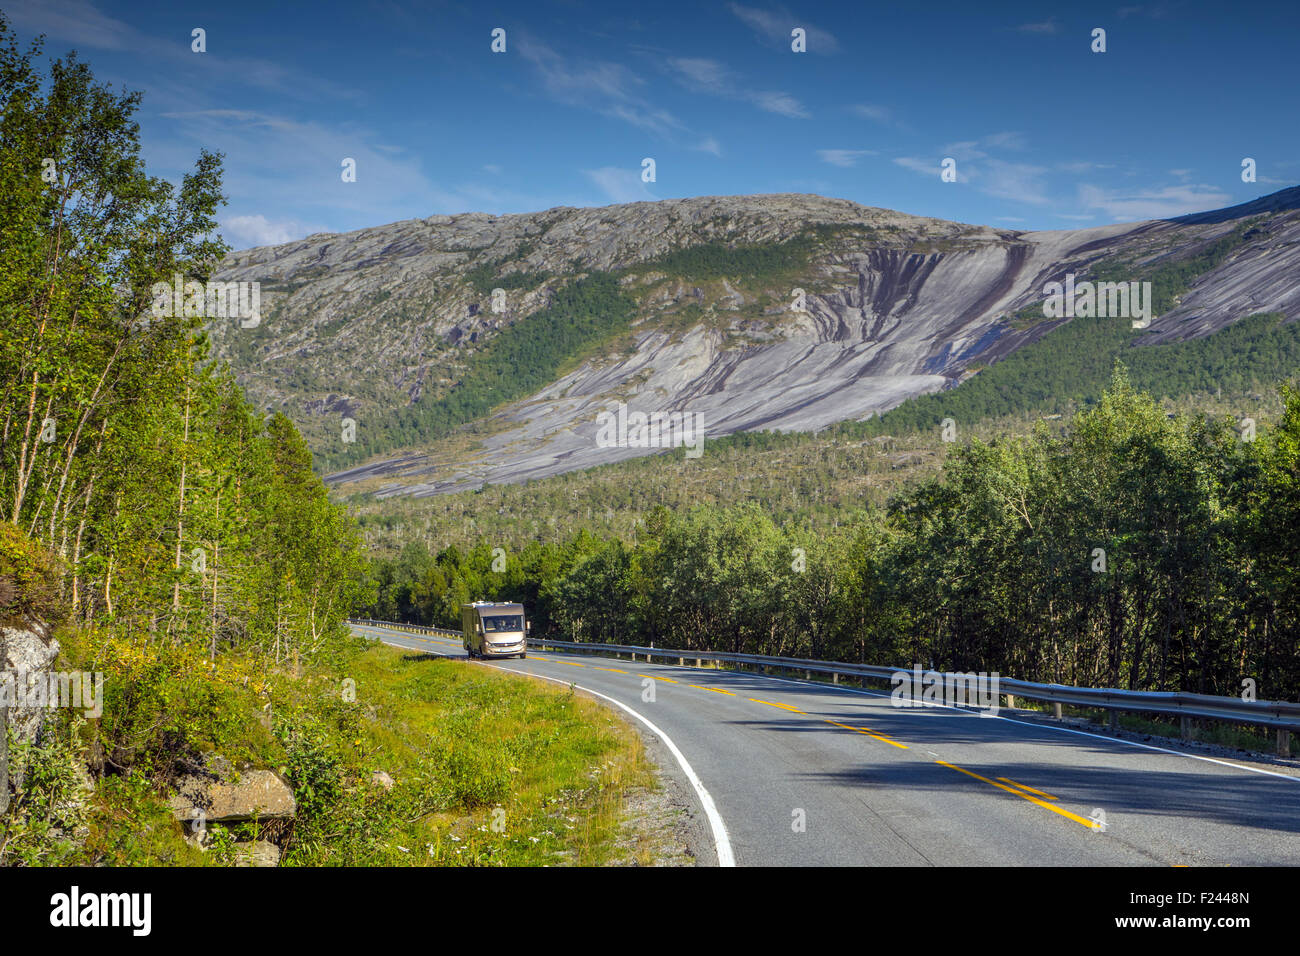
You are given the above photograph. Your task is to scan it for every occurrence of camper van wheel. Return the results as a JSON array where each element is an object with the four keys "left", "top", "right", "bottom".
[{"left": 519, "top": 652, "right": 527, "bottom": 659}]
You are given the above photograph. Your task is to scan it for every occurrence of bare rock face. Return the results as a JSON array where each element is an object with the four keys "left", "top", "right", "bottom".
[
  {"left": 1, "top": 621, "right": 59, "bottom": 746},
  {"left": 207, "top": 188, "right": 1300, "bottom": 495},
  {"left": 168, "top": 768, "right": 296, "bottom": 824}
]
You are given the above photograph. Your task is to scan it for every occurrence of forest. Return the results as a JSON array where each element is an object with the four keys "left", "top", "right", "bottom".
[
  {"left": 0, "top": 19, "right": 372, "bottom": 860},
  {"left": 362, "top": 370, "right": 1300, "bottom": 703}
]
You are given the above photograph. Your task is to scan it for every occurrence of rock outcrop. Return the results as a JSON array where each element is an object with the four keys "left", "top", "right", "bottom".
[
  {"left": 206, "top": 188, "right": 1300, "bottom": 495},
  {"left": 167, "top": 768, "right": 296, "bottom": 823},
  {"left": 0, "top": 620, "right": 60, "bottom": 799}
]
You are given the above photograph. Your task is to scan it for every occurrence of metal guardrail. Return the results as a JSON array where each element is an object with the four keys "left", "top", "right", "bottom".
[
  {"left": 351, "top": 618, "right": 460, "bottom": 638},
  {"left": 347, "top": 619, "right": 1299, "bottom": 753}
]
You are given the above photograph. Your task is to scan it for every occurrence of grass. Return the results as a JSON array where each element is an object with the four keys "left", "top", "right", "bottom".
[
  {"left": 2, "top": 638, "right": 661, "bottom": 867},
  {"left": 299, "top": 643, "right": 660, "bottom": 866}
]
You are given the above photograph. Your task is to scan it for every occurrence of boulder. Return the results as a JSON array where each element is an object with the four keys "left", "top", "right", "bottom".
[
  {"left": 1, "top": 621, "right": 59, "bottom": 747},
  {"left": 233, "top": 841, "right": 282, "bottom": 867},
  {"left": 168, "top": 769, "right": 296, "bottom": 823},
  {"left": 1, "top": 621, "right": 60, "bottom": 800}
]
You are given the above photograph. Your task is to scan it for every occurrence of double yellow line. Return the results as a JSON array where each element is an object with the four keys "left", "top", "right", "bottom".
[
  {"left": 500, "top": 646, "right": 1101, "bottom": 832},
  {"left": 936, "top": 761, "right": 1097, "bottom": 829}
]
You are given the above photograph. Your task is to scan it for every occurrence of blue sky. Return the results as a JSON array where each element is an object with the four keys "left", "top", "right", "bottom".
[{"left": 7, "top": 0, "right": 1298, "bottom": 249}]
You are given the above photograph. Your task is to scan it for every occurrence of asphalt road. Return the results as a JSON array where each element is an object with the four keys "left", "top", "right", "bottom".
[{"left": 353, "top": 624, "right": 1300, "bottom": 867}]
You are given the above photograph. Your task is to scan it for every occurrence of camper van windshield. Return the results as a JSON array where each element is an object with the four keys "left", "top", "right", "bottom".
[{"left": 483, "top": 615, "right": 522, "bottom": 632}]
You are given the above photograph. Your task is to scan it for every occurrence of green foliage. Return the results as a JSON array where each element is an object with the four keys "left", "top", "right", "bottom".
[
  {"left": 855, "top": 312, "right": 1297, "bottom": 436},
  {"left": 323, "top": 272, "right": 637, "bottom": 469},
  {"left": 0, "top": 712, "right": 89, "bottom": 865},
  {"left": 1092, "top": 218, "right": 1261, "bottom": 315},
  {"left": 464, "top": 256, "right": 551, "bottom": 296},
  {"left": 632, "top": 233, "right": 818, "bottom": 282},
  {"left": 0, "top": 19, "right": 371, "bottom": 855},
  {"left": 378, "top": 375, "right": 1300, "bottom": 703},
  {"left": 275, "top": 713, "right": 345, "bottom": 818},
  {"left": 0, "top": 522, "right": 61, "bottom": 626}
]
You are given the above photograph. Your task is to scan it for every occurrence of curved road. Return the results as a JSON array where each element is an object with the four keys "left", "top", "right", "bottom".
[{"left": 353, "top": 624, "right": 1300, "bottom": 866}]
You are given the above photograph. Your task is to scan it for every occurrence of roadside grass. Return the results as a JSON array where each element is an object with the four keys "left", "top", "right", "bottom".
[
  {"left": 5, "top": 635, "right": 657, "bottom": 866},
  {"left": 299, "top": 643, "right": 658, "bottom": 866}
]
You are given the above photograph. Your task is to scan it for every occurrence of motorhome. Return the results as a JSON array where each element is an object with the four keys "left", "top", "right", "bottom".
[{"left": 461, "top": 602, "right": 529, "bottom": 659}]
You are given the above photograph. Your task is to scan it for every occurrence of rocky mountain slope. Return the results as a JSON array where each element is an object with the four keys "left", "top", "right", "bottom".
[{"left": 207, "top": 187, "right": 1300, "bottom": 497}]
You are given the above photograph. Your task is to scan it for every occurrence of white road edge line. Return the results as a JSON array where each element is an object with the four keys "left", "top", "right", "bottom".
[{"left": 373, "top": 633, "right": 736, "bottom": 867}]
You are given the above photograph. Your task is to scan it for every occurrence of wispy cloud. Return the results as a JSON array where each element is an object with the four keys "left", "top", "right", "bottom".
[
  {"left": 583, "top": 166, "right": 657, "bottom": 204},
  {"left": 817, "top": 149, "right": 877, "bottom": 168},
  {"left": 1077, "top": 183, "right": 1233, "bottom": 220},
  {"left": 849, "top": 103, "right": 892, "bottom": 123},
  {"left": 895, "top": 132, "right": 1050, "bottom": 204},
  {"left": 1017, "top": 19, "right": 1061, "bottom": 34},
  {"left": 4, "top": 0, "right": 138, "bottom": 50},
  {"left": 11, "top": 0, "right": 358, "bottom": 102},
  {"left": 519, "top": 36, "right": 683, "bottom": 136},
  {"left": 729, "top": 3, "right": 840, "bottom": 53},
  {"left": 667, "top": 56, "right": 809, "bottom": 118},
  {"left": 694, "top": 136, "right": 724, "bottom": 157},
  {"left": 221, "top": 214, "right": 328, "bottom": 249}
]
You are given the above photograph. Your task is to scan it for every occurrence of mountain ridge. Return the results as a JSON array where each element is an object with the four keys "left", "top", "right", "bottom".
[{"left": 205, "top": 187, "right": 1300, "bottom": 496}]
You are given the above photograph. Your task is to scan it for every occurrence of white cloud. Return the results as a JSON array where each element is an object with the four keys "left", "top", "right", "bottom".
[
  {"left": 979, "top": 160, "right": 1050, "bottom": 205},
  {"left": 4, "top": 0, "right": 138, "bottom": 49},
  {"left": 729, "top": 3, "right": 840, "bottom": 53},
  {"left": 583, "top": 166, "right": 657, "bottom": 204},
  {"left": 221, "top": 214, "right": 323, "bottom": 249},
  {"left": 1017, "top": 20, "right": 1061, "bottom": 34},
  {"left": 896, "top": 145, "right": 1049, "bottom": 204},
  {"left": 518, "top": 36, "right": 682, "bottom": 137},
  {"left": 694, "top": 136, "right": 723, "bottom": 157},
  {"left": 894, "top": 156, "right": 944, "bottom": 178},
  {"left": 849, "top": 104, "right": 892, "bottom": 123},
  {"left": 817, "top": 149, "right": 877, "bottom": 168},
  {"left": 1057, "top": 160, "right": 1117, "bottom": 174},
  {"left": 1077, "top": 183, "right": 1233, "bottom": 220},
  {"left": 666, "top": 57, "right": 809, "bottom": 118},
  {"left": 752, "top": 91, "right": 809, "bottom": 118}
]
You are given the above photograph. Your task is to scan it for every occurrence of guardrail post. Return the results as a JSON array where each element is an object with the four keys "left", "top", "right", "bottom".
[
  {"left": 1053, "top": 702, "right": 1063, "bottom": 719},
  {"left": 804, "top": 669, "right": 811, "bottom": 680},
  {"left": 1180, "top": 716, "right": 1192, "bottom": 741},
  {"left": 832, "top": 673, "right": 839, "bottom": 684},
  {"left": 1005, "top": 693, "right": 1015, "bottom": 710},
  {"left": 695, "top": 658, "right": 702, "bottom": 668},
  {"left": 1278, "top": 729, "right": 1291, "bottom": 757},
  {"left": 678, "top": 656, "right": 684, "bottom": 666},
  {"left": 1109, "top": 710, "right": 1119, "bottom": 732}
]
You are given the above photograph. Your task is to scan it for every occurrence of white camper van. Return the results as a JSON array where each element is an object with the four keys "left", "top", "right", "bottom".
[{"left": 461, "top": 602, "right": 529, "bottom": 659}]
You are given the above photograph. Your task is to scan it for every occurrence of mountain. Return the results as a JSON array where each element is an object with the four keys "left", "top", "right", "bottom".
[{"left": 206, "top": 187, "right": 1300, "bottom": 497}]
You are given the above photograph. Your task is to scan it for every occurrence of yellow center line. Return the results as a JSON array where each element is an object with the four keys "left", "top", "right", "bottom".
[
  {"left": 560, "top": 661, "right": 586, "bottom": 667},
  {"left": 997, "top": 777, "right": 1060, "bottom": 801},
  {"left": 688, "top": 684, "right": 735, "bottom": 696},
  {"left": 594, "top": 667, "right": 628, "bottom": 674},
  {"left": 823, "top": 719, "right": 909, "bottom": 749},
  {"left": 937, "top": 761, "right": 1096, "bottom": 829},
  {"left": 748, "top": 698, "right": 805, "bottom": 714},
  {"left": 639, "top": 674, "right": 677, "bottom": 683}
]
